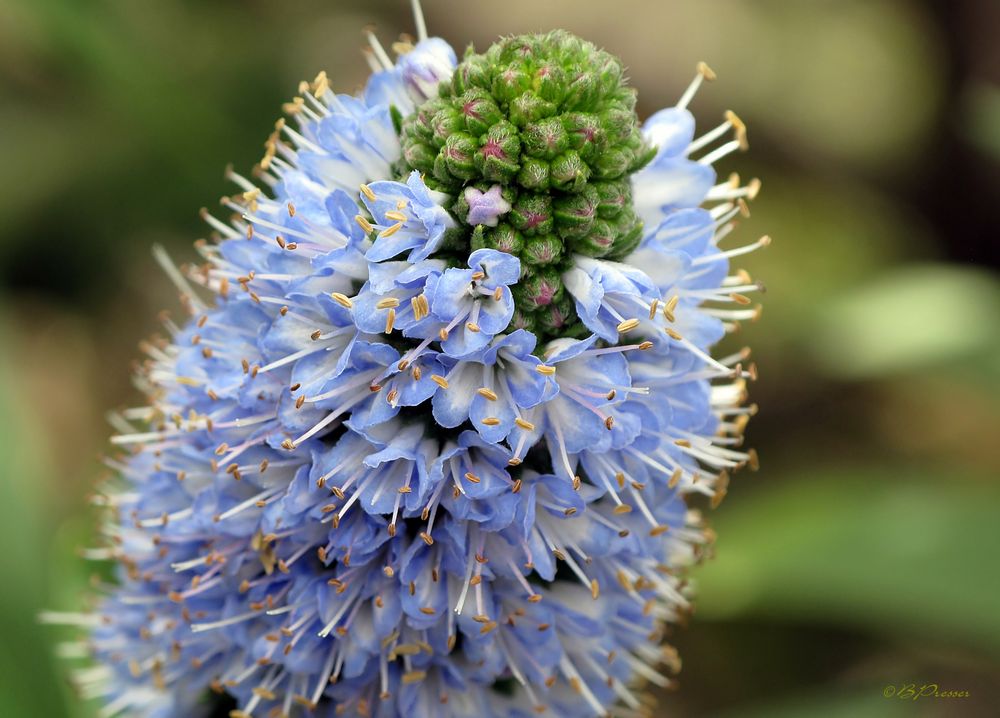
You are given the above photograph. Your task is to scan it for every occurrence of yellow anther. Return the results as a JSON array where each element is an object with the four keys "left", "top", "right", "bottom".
[
  {"left": 330, "top": 292, "right": 353, "bottom": 308},
  {"left": 724, "top": 110, "right": 748, "bottom": 151},
  {"left": 380, "top": 221, "right": 404, "bottom": 237},
  {"left": 355, "top": 215, "right": 374, "bottom": 233}
]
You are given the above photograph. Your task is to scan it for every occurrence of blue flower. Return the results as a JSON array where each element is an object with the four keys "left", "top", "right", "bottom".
[
  {"left": 435, "top": 431, "right": 520, "bottom": 531},
  {"left": 296, "top": 95, "right": 401, "bottom": 194},
  {"left": 632, "top": 107, "right": 717, "bottom": 226},
  {"left": 563, "top": 255, "right": 659, "bottom": 342},
  {"left": 362, "top": 171, "right": 456, "bottom": 262},
  {"left": 52, "top": 13, "right": 765, "bottom": 718},
  {"left": 352, "top": 257, "right": 444, "bottom": 336},
  {"left": 431, "top": 329, "right": 552, "bottom": 444},
  {"left": 366, "top": 36, "right": 458, "bottom": 113},
  {"left": 536, "top": 335, "right": 632, "bottom": 458},
  {"left": 428, "top": 248, "right": 520, "bottom": 357}
]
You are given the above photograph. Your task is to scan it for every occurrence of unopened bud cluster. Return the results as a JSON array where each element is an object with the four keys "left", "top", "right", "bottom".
[{"left": 397, "top": 30, "right": 653, "bottom": 338}]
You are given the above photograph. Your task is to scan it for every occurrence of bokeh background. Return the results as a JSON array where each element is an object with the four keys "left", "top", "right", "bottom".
[{"left": 1, "top": 0, "right": 998, "bottom": 716}]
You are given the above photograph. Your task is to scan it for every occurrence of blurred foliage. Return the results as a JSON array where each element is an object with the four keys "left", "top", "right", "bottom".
[
  {"left": 811, "top": 265, "right": 1000, "bottom": 381},
  {"left": 0, "top": 324, "right": 71, "bottom": 717},
  {"left": 699, "top": 468, "right": 1000, "bottom": 653},
  {"left": 1, "top": 0, "right": 998, "bottom": 717},
  {"left": 963, "top": 82, "right": 1000, "bottom": 160}
]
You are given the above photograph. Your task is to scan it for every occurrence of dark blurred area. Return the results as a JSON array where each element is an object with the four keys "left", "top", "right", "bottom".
[{"left": 1, "top": 1, "right": 997, "bottom": 716}]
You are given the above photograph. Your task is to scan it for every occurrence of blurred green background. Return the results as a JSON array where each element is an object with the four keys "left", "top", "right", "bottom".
[{"left": 1, "top": 0, "right": 998, "bottom": 716}]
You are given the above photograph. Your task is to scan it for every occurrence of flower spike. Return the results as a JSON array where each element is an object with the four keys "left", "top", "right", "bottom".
[{"left": 49, "top": 11, "right": 765, "bottom": 718}]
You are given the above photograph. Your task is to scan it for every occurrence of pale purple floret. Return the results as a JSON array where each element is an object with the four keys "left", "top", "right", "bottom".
[{"left": 463, "top": 184, "right": 512, "bottom": 227}]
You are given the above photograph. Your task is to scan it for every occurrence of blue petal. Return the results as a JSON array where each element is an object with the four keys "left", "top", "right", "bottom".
[
  {"left": 542, "top": 335, "right": 599, "bottom": 364},
  {"left": 324, "top": 188, "right": 369, "bottom": 245},
  {"left": 642, "top": 107, "right": 696, "bottom": 158},
  {"left": 440, "top": 320, "right": 492, "bottom": 357},
  {"left": 633, "top": 157, "right": 716, "bottom": 222},
  {"left": 468, "top": 248, "right": 521, "bottom": 287},
  {"left": 474, "top": 288, "right": 514, "bottom": 335},
  {"left": 429, "top": 266, "right": 475, "bottom": 321},
  {"left": 470, "top": 389, "right": 515, "bottom": 444},
  {"left": 430, "top": 361, "right": 479, "bottom": 428},
  {"left": 367, "top": 258, "right": 444, "bottom": 293},
  {"left": 484, "top": 328, "right": 537, "bottom": 361}
]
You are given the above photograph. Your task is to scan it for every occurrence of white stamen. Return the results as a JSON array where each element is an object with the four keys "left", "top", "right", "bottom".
[{"left": 411, "top": 0, "right": 428, "bottom": 42}]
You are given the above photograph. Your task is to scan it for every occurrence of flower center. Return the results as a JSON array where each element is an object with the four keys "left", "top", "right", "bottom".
[{"left": 395, "top": 30, "right": 654, "bottom": 341}]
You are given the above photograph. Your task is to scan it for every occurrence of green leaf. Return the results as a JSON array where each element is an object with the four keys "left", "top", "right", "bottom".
[
  {"left": 0, "top": 318, "right": 79, "bottom": 717},
  {"left": 695, "top": 468, "right": 1000, "bottom": 656},
  {"left": 809, "top": 264, "right": 1000, "bottom": 379}
]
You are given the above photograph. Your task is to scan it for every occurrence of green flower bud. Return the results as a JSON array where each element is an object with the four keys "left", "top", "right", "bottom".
[
  {"left": 510, "top": 194, "right": 553, "bottom": 236},
  {"left": 402, "top": 141, "right": 437, "bottom": 175},
  {"left": 522, "top": 234, "right": 564, "bottom": 266},
  {"left": 492, "top": 67, "right": 531, "bottom": 103},
  {"left": 459, "top": 89, "right": 503, "bottom": 136},
  {"left": 607, "top": 208, "right": 644, "bottom": 259},
  {"left": 509, "top": 93, "right": 557, "bottom": 127},
  {"left": 596, "top": 58, "right": 626, "bottom": 96},
  {"left": 568, "top": 218, "right": 616, "bottom": 257},
  {"left": 517, "top": 157, "right": 550, "bottom": 191},
  {"left": 592, "top": 180, "right": 630, "bottom": 219},
  {"left": 451, "top": 52, "right": 490, "bottom": 95},
  {"left": 599, "top": 107, "right": 635, "bottom": 144},
  {"left": 474, "top": 120, "right": 520, "bottom": 183},
  {"left": 550, "top": 150, "right": 590, "bottom": 192},
  {"left": 536, "top": 296, "right": 577, "bottom": 334},
  {"left": 440, "top": 132, "right": 478, "bottom": 181},
  {"left": 592, "top": 146, "right": 632, "bottom": 179},
  {"left": 469, "top": 224, "right": 487, "bottom": 252},
  {"left": 631, "top": 140, "right": 659, "bottom": 171},
  {"left": 432, "top": 107, "right": 465, "bottom": 144},
  {"left": 535, "top": 62, "right": 567, "bottom": 105},
  {"left": 523, "top": 117, "right": 570, "bottom": 160},
  {"left": 470, "top": 222, "right": 524, "bottom": 255},
  {"left": 509, "top": 308, "right": 537, "bottom": 333},
  {"left": 553, "top": 185, "right": 598, "bottom": 238},
  {"left": 514, "top": 268, "right": 563, "bottom": 310},
  {"left": 562, "top": 112, "right": 604, "bottom": 160}
]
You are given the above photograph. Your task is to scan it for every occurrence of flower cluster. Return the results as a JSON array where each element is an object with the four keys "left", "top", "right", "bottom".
[{"left": 50, "top": 4, "right": 765, "bottom": 717}]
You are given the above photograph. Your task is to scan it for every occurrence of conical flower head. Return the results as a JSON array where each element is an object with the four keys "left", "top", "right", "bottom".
[{"left": 47, "top": 5, "right": 766, "bottom": 718}]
